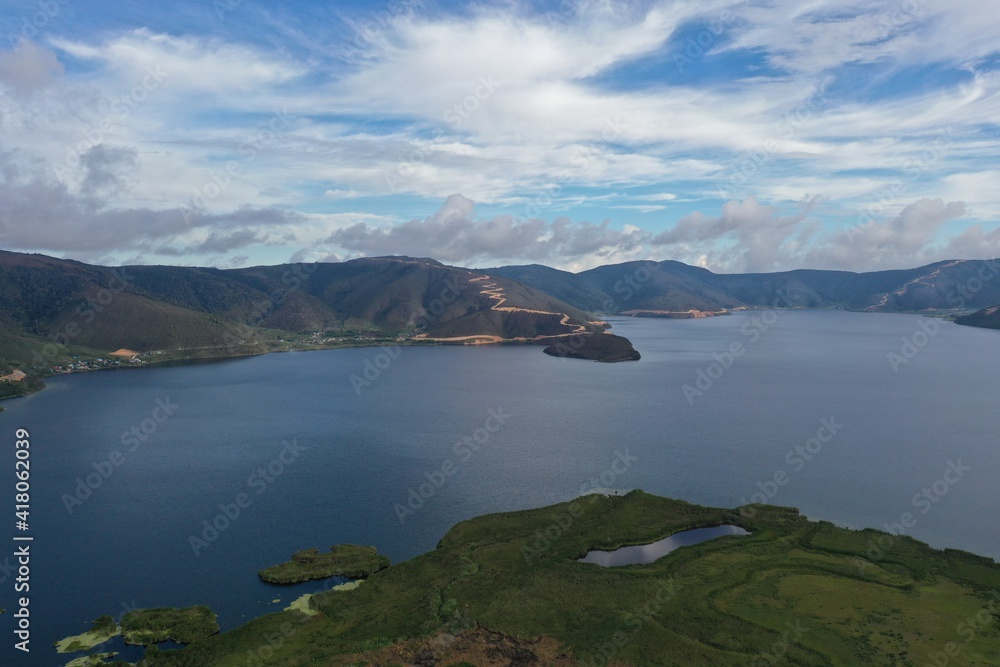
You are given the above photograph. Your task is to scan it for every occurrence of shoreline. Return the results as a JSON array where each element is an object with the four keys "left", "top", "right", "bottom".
[
  {"left": 0, "top": 333, "right": 606, "bottom": 406},
  {"left": 0, "top": 338, "right": 432, "bottom": 407},
  {"left": 0, "top": 308, "right": 969, "bottom": 408},
  {"left": 59, "top": 490, "right": 1000, "bottom": 665}
]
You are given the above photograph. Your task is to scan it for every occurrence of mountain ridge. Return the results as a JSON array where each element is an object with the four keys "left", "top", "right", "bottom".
[
  {"left": 485, "top": 257, "right": 1000, "bottom": 314},
  {"left": 0, "top": 250, "right": 610, "bottom": 401},
  {"left": 5, "top": 250, "right": 1000, "bottom": 404}
]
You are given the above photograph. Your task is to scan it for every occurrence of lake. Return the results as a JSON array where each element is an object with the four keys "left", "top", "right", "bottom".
[
  {"left": 578, "top": 525, "right": 750, "bottom": 567},
  {"left": 2, "top": 310, "right": 999, "bottom": 663}
]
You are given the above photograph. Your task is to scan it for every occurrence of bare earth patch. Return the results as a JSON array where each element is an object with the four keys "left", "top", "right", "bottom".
[{"left": 0, "top": 368, "right": 26, "bottom": 382}]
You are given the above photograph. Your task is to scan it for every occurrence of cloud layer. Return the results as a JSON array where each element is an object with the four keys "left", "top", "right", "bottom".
[
  {"left": 0, "top": 0, "right": 997, "bottom": 271},
  {"left": 326, "top": 193, "right": 978, "bottom": 273}
]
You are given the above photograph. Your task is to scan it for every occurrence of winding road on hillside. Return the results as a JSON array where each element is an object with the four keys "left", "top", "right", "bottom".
[
  {"left": 865, "top": 260, "right": 965, "bottom": 311},
  {"left": 415, "top": 274, "right": 588, "bottom": 343}
]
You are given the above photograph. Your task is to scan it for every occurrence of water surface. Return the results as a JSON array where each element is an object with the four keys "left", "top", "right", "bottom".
[
  {"left": 579, "top": 525, "right": 750, "bottom": 566},
  {"left": 1, "top": 311, "right": 999, "bottom": 662}
]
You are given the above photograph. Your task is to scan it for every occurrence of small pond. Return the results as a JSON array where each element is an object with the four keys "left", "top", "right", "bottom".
[{"left": 578, "top": 525, "right": 750, "bottom": 566}]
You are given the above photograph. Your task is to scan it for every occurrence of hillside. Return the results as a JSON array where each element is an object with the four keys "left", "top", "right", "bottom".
[
  {"left": 955, "top": 304, "right": 1000, "bottom": 330},
  {"left": 63, "top": 491, "right": 1000, "bottom": 666},
  {"left": 0, "top": 251, "right": 600, "bottom": 389},
  {"left": 6, "top": 249, "right": 1000, "bottom": 401},
  {"left": 488, "top": 258, "right": 1000, "bottom": 314}
]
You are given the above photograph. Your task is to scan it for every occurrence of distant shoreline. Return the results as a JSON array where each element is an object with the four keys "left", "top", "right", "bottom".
[
  {"left": 0, "top": 332, "right": 623, "bottom": 406},
  {"left": 0, "top": 308, "right": 968, "bottom": 409}
]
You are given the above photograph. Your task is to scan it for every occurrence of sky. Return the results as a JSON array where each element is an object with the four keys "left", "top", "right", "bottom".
[{"left": 0, "top": 0, "right": 997, "bottom": 274}]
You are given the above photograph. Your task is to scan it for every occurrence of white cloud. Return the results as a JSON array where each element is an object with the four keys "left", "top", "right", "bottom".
[
  {"left": 322, "top": 188, "right": 360, "bottom": 199},
  {"left": 50, "top": 29, "right": 304, "bottom": 96},
  {"left": 318, "top": 193, "right": 992, "bottom": 273},
  {"left": 611, "top": 205, "right": 666, "bottom": 213},
  {"left": 0, "top": 146, "right": 301, "bottom": 264},
  {"left": 1, "top": 1, "right": 998, "bottom": 272}
]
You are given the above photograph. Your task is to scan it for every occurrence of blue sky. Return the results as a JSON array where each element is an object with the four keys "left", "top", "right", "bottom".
[{"left": 0, "top": 0, "right": 997, "bottom": 272}]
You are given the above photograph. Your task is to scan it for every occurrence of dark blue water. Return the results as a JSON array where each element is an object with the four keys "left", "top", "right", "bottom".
[
  {"left": 1, "top": 311, "right": 999, "bottom": 664},
  {"left": 579, "top": 525, "right": 750, "bottom": 566}
]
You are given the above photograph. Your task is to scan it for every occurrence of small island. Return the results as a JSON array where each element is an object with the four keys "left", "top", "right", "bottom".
[
  {"left": 57, "top": 492, "right": 1000, "bottom": 665},
  {"left": 258, "top": 544, "right": 390, "bottom": 585},
  {"left": 53, "top": 615, "right": 119, "bottom": 653},
  {"left": 541, "top": 333, "right": 641, "bottom": 362}
]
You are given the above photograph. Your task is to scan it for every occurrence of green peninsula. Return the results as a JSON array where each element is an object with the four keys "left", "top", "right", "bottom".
[
  {"left": 121, "top": 605, "right": 219, "bottom": 645},
  {"left": 54, "top": 615, "right": 118, "bottom": 653},
  {"left": 71, "top": 492, "right": 1000, "bottom": 666},
  {"left": 258, "top": 544, "right": 390, "bottom": 584}
]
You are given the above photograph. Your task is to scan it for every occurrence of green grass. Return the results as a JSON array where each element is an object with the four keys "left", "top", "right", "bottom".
[
  {"left": 258, "top": 545, "right": 391, "bottom": 584},
  {"left": 53, "top": 615, "right": 120, "bottom": 654},
  {"left": 121, "top": 605, "right": 219, "bottom": 645},
  {"left": 69, "top": 492, "right": 1000, "bottom": 666}
]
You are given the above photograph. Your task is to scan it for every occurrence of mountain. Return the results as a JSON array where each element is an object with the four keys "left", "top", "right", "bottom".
[
  {"left": 0, "top": 251, "right": 603, "bottom": 394},
  {"left": 487, "top": 258, "right": 1000, "bottom": 314},
  {"left": 6, "top": 249, "right": 1000, "bottom": 401}
]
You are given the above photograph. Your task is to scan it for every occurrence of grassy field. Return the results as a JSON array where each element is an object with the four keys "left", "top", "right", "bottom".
[
  {"left": 67, "top": 491, "right": 1000, "bottom": 666},
  {"left": 121, "top": 605, "right": 219, "bottom": 645}
]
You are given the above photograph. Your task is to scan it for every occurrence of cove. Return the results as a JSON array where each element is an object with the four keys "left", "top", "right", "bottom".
[
  {"left": 578, "top": 525, "right": 750, "bottom": 566},
  {"left": 3, "top": 311, "right": 1000, "bottom": 664}
]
